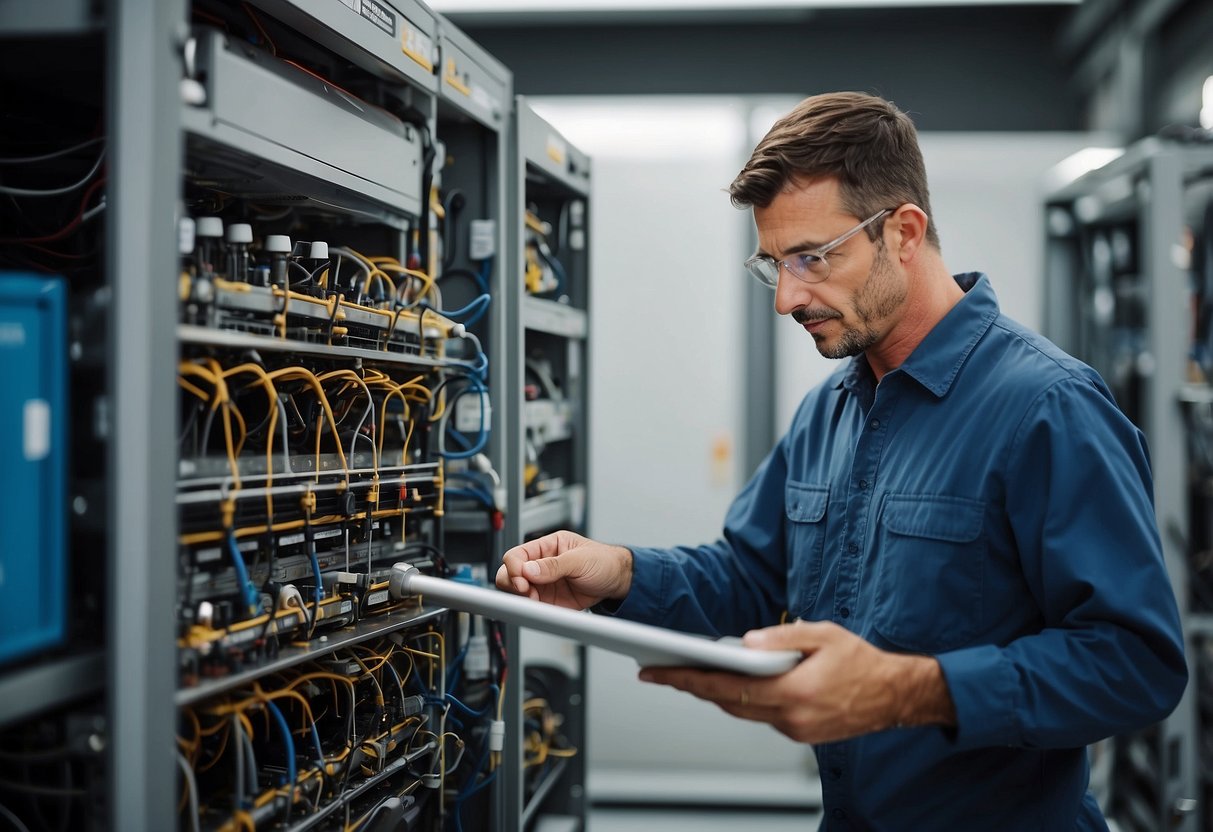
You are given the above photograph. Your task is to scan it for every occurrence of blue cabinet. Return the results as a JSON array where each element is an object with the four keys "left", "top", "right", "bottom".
[{"left": 0, "top": 274, "right": 66, "bottom": 665}]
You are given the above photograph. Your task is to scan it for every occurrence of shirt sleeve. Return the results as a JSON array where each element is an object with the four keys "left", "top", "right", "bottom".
[
  {"left": 936, "top": 376, "right": 1188, "bottom": 750},
  {"left": 609, "top": 434, "right": 792, "bottom": 637}
]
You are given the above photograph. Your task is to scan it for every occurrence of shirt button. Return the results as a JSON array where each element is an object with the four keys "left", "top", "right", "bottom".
[
  {"left": 847, "top": 543, "right": 858, "bottom": 554},
  {"left": 830, "top": 767, "right": 843, "bottom": 780},
  {"left": 832, "top": 808, "right": 847, "bottom": 819},
  {"left": 840, "top": 607, "right": 850, "bottom": 619},
  {"left": 859, "top": 479, "right": 868, "bottom": 489},
  {"left": 870, "top": 419, "right": 880, "bottom": 430}
]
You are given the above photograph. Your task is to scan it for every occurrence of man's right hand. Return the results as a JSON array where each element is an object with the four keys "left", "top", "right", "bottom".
[{"left": 495, "top": 530, "right": 633, "bottom": 610}]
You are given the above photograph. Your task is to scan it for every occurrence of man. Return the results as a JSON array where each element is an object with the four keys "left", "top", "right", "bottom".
[{"left": 496, "top": 92, "right": 1187, "bottom": 829}]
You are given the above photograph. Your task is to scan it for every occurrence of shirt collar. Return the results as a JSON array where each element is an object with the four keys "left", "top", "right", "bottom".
[{"left": 834, "top": 272, "right": 999, "bottom": 399}]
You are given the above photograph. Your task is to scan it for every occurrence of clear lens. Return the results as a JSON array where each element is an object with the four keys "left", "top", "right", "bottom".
[
  {"left": 787, "top": 253, "right": 829, "bottom": 282},
  {"left": 744, "top": 257, "right": 780, "bottom": 287},
  {"left": 743, "top": 207, "right": 891, "bottom": 289}
]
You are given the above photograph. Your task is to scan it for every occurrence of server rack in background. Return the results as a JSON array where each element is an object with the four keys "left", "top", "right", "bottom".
[
  {"left": 0, "top": 4, "right": 588, "bottom": 832},
  {"left": 1044, "top": 138, "right": 1213, "bottom": 832},
  {"left": 501, "top": 98, "right": 592, "bottom": 832}
]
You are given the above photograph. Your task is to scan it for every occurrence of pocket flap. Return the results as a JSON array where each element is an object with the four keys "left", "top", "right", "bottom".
[
  {"left": 785, "top": 481, "right": 828, "bottom": 523},
  {"left": 882, "top": 494, "right": 983, "bottom": 542}
]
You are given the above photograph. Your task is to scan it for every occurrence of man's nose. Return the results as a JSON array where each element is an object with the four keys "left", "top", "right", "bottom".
[{"left": 774, "top": 271, "right": 812, "bottom": 316}]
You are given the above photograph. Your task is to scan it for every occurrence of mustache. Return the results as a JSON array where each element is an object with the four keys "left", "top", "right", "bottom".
[{"left": 792, "top": 308, "right": 842, "bottom": 325}]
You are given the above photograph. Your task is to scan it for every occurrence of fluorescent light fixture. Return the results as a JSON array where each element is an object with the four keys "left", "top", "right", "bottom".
[
  {"left": 430, "top": 0, "right": 1077, "bottom": 11},
  {"left": 1042, "top": 147, "right": 1124, "bottom": 192}
]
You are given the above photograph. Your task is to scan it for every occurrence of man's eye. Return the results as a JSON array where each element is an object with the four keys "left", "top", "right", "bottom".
[{"left": 793, "top": 253, "right": 823, "bottom": 271}]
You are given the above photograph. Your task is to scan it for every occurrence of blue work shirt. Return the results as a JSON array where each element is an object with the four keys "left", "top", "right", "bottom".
[{"left": 615, "top": 273, "right": 1187, "bottom": 830}]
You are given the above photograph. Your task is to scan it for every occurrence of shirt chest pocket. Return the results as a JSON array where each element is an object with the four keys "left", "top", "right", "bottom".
[
  {"left": 785, "top": 481, "right": 829, "bottom": 618},
  {"left": 872, "top": 494, "right": 986, "bottom": 653}
]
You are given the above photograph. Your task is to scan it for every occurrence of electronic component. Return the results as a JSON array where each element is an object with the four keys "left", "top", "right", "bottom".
[{"left": 0, "top": 273, "right": 67, "bottom": 666}]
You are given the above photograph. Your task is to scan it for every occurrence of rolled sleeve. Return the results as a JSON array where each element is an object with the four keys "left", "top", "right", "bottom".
[{"left": 936, "top": 643, "right": 1021, "bottom": 749}]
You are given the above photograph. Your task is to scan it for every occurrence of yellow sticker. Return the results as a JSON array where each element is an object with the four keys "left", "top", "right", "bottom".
[
  {"left": 546, "top": 134, "right": 567, "bottom": 165},
  {"left": 401, "top": 23, "right": 434, "bottom": 72},
  {"left": 444, "top": 58, "right": 471, "bottom": 96}
]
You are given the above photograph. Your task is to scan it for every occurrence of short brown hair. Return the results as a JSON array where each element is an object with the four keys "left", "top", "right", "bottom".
[{"left": 729, "top": 92, "right": 940, "bottom": 249}]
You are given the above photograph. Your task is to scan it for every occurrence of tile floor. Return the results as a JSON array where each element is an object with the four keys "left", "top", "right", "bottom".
[{"left": 588, "top": 806, "right": 823, "bottom": 831}]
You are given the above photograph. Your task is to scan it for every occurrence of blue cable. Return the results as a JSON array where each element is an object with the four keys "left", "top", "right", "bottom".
[
  {"left": 444, "top": 487, "right": 495, "bottom": 508},
  {"left": 446, "top": 643, "right": 469, "bottom": 692},
  {"left": 461, "top": 303, "right": 489, "bottom": 328},
  {"left": 443, "top": 294, "right": 491, "bottom": 320},
  {"left": 453, "top": 753, "right": 498, "bottom": 832},
  {"left": 441, "top": 377, "right": 489, "bottom": 459},
  {"left": 445, "top": 687, "right": 498, "bottom": 720},
  {"left": 307, "top": 533, "right": 324, "bottom": 605},
  {"left": 446, "top": 428, "right": 473, "bottom": 450},
  {"left": 308, "top": 722, "right": 324, "bottom": 765},
  {"left": 264, "top": 700, "right": 297, "bottom": 796},
  {"left": 447, "top": 472, "right": 495, "bottom": 503},
  {"left": 470, "top": 351, "right": 488, "bottom": 379},
  {"left": 226, "top": 530, "right": 259, "bottom": 616},
  {"left": 538, "top": 248, "right": 567, "bottom": 297}
]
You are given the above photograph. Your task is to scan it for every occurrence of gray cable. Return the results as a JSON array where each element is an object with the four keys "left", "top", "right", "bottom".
[
  {"left": 240, "top": 727, "right": 258, "bottom": 796},
  {"left": 0, "top": 150, "right": 105, "bottom": 197},
  {"left": 232, "top": 713, "right": 245, "bottom": 813},
  {"left": 0, "top": 136, "right": 103, "bottom": 165},
  {"left": 175, "top": 751, "right": 201, "bottom": 832},
  {"left": 277, "top": 397, "right": 292, "bottom": 474},
  {"left": 0, "top": 803, "right": 31, "bottom": 832}
]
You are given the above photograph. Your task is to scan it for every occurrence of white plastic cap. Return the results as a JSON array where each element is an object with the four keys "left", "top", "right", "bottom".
[
  {"left": 488, "top": 720, "right": 505, "bottom": 753},
  {"left": 308, "top": 241, "right": 329, "bottom": 260},
  {"left": 264, "top": 234, "right": 292, "bottom": 254},
  {"left": 226, "top": 223, "right": 253, "bottom": 245},
  {"left": 195, "top": 216, "right": 223, "bottom": 238},
  {"left": 178, "top": 217, "right": 195, "bottom": 255}
]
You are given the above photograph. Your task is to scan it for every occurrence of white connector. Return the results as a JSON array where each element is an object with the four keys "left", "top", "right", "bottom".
[{"left": 488, "top": 720, "right": 505, "bottom": 753}]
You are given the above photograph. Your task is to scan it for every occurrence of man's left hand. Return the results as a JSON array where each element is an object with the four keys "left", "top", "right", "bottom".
[{"left": 638, "top": 621, "right": 955, "bottom": 745}]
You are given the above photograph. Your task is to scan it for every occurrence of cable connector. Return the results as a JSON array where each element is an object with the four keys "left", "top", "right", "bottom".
[
  {"left": 300, "top": 489, "right": 317, "bottom": 514},
  {"left": 219, "top": 498, "right": 236, "bottom": 530},
  {"left": 488, "top": 720, "right": 505, "bottom": 753},
  {"left": 400, "top": 694, "right": 425, "bottom": 717}
]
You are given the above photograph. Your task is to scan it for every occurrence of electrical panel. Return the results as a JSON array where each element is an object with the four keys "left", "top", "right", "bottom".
[
  {"left": 1043, "top": 139, "right": 1213, "bottom": 832},
  {"left": 0, "top": 275, "right": 67, "bottom": 666},
  {"left": 0, "top": 3, "right": 588, "bottom": 832}
]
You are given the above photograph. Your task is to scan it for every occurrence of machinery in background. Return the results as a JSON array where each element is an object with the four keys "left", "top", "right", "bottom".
[{"left": 1044, "top": 139, "right": 1213, "bottom": 832}]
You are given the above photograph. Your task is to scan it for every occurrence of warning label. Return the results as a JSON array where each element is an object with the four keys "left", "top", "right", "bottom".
[{"left": 359, "top": 0, "right": 395, "bottom": 36}]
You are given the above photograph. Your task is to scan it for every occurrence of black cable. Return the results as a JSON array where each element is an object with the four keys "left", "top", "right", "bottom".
[
  {"left": 418, "top": 125, "right": 435, "bottom": 274},
  {"left": 288, "top": 259, "right": 314, "bottom": 288},
  {"left": 441, "top": 189, "right": 466, "bottom": 270}
]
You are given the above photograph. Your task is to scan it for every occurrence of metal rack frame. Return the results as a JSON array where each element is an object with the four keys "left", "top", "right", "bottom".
[
  {"left": 1043, "top": 138, "right": 1213, "bottom": 832},
  {"left": 0, "top": 6, "right": 590, "bottom": 832}
]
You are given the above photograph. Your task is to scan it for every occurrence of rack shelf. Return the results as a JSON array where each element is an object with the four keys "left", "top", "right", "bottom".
[
  {"left": 523, "top": 297, "right": 588, "bottom": 338},
  {"left": 0, "top": 652, "right": 105, "bottom": 729},
  {"left": 175, "top": 605, "right": 446, "bottom": 706}
]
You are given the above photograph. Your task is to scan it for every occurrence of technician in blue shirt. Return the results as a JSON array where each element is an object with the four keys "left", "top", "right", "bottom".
[{"left": 496, "top": 92, "right": 1187, "bottom": 829}]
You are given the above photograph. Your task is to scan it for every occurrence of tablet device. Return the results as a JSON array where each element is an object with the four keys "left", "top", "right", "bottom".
[{"left": 390, "top": 565, "right": 802, "bottom": 676}]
